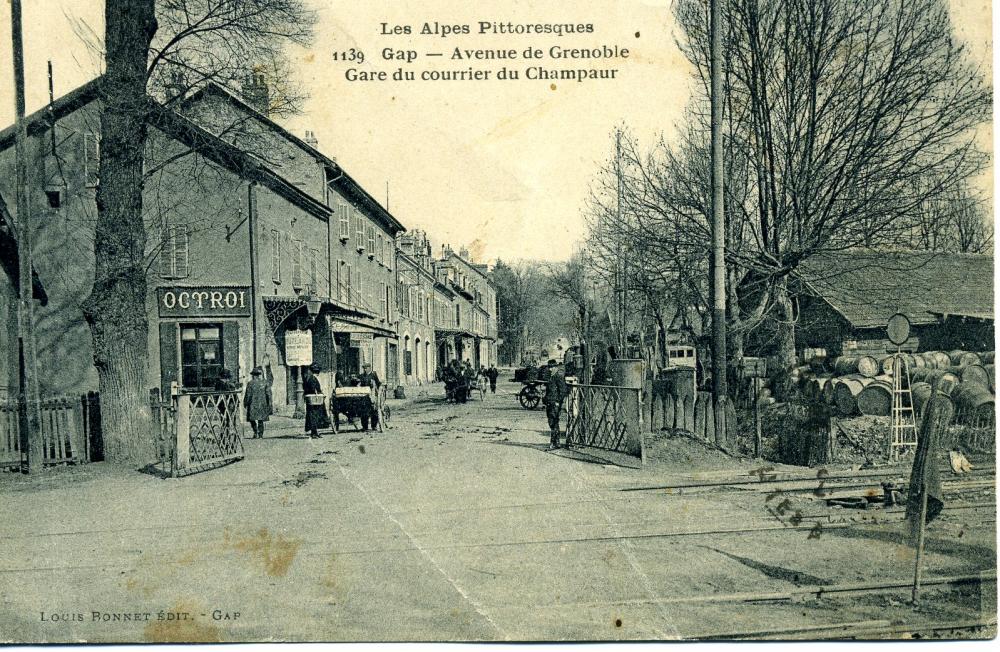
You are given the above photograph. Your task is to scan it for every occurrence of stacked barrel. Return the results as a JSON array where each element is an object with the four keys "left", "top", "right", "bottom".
[{"left": 799, "top": 350, "right": 995, "bottom": 424}]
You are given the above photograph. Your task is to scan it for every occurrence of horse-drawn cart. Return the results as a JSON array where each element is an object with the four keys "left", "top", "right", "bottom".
[{"left": 330, "top": 385, "right": 390, "bottom": 433}]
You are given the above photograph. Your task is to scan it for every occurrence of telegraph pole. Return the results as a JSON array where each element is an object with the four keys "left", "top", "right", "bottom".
[
  {"left": 10, "top": 0, "right": 44, "bottom": 472},
  {"left": 710, "top": 0, "right": 728, "bottom": 445}
]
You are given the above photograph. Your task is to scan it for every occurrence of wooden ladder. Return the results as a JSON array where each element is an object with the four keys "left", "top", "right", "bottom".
[{"left": 890, "top": 353, "right": 918, "bottom": 461}]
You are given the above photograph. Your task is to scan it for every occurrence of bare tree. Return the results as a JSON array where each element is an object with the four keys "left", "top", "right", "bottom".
[
  {"left": 81, "top": 0, "right": 315, "bottom": 465},
  {"left": 674, "top": 0, "right": 990, "bottom": 374}
]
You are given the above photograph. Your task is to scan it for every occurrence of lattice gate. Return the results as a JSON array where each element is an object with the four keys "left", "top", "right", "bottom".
[
  {"left": 150, "top": 389, "right": 245, "bottom": 477},
  {"left": 565, "top": 384, "right": 644, "bottom": 460}
]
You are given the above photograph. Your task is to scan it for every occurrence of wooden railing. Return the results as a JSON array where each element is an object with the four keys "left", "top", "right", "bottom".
[
  {"left": 0, "top": 395, "right": 91, "bottom": 469},
  {"left": 565, "top": 384, "right": 644, "bottom": 458}
]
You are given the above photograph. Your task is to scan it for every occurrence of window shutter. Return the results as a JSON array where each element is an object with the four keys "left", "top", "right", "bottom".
[
  {"left": 339, "top": 203, "right": 349, "bottom": 239},
  {"left": 310, "top": 248, "right": 319, "bottom": 294},
  {"left": 173, "top": 226, "right": 190, "bottom": 278},
  {"left": 355, "top": 211, "right": 364, "bottom": 247},
  {"left": 291, "top": 240, "right": 302, "bottom": 288},
  {"left": 159, "top": 226, "right": 175, "bottom": 278},
  {"left": 271, "top": 230, "right": 281, "bottom": 283},
  {"left": 222, "top": 321, "right": 241, "bottom": 383},
  {"left": 158, "top": 322, "right": 179, "bottom": 391}
]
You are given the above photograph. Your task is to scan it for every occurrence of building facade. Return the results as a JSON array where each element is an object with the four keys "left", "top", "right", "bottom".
[
  {"left": 0, "top": 79, "right": 404, "bottom": 414},
  {"left": 0, "top": 78, "right": 504, "bottom": 411}
]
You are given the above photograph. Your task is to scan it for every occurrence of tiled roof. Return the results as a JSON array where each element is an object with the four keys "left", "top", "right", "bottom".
[{"left": 796, "top": 249, "right": 994, "bottom": 329}]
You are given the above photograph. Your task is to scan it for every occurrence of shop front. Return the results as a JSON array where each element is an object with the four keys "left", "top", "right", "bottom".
[{"left": 156, "top": 285, "right": 252, "bottom": 393}]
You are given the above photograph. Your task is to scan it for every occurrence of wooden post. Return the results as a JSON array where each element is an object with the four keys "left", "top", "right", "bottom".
[
  {"left": 754, "top": 378, "right": 762, "bottom": 457},
  {"left": 10, "top": 0, "right": 43, "bottom": 473},
  {"left": 912, "top": 484, "right": 929, "bottom": 603}
]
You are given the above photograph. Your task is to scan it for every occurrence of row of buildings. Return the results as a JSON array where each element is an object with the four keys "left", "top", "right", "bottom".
[{"left": 0, "top": 76, "right": 498, "bottom": 413}]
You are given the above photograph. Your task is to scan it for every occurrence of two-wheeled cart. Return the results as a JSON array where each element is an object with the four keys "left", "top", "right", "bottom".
[{"left": 330, "top": 385, "right": 390, "bottom": 433}]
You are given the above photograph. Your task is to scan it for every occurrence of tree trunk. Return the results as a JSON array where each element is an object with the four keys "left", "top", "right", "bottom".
[
  {"left": 773, "top": 277, "right": 797, "bottom": 401},
  {"left": 82, "top": 0, "right": 158, "bottom": 466}
]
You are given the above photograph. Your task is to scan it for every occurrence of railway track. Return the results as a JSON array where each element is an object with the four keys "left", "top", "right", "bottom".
[{"left": 694, "top": 617, "right": 997, "bottom": 640}]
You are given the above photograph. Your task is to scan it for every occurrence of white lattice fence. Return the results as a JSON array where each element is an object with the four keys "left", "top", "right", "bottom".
[{"left": 566, "top": 384, "right": 643, "bottom": 459}]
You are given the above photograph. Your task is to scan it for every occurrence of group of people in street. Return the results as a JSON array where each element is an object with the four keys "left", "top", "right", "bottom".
[
  {"left": 239, "top": 362, "right": 383, "bottom": 440},
  {"left": 441, "top": 360, "right": 500, "bottom": 402}
]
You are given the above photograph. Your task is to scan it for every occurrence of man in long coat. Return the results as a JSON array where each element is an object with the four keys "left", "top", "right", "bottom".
[
  {"left": 243, "top": 366, "right": 272, "bottom": 439},
  {"left": 542, "top": 359, "right": 568, "bottom": 449}
]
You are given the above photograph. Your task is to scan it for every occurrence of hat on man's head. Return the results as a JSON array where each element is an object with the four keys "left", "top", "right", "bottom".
[
  {"left": 548, "top": 359, "right": 558, "bottom": 366},
  {"left": 309, "top": 363, "right": 321, "bottom": 372},
  {"left": 251, "top": 366, "right": 263, "bottom": 376}
]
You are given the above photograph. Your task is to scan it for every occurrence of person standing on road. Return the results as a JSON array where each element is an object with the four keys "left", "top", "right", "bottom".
[
  {"left": 357, "top": 363, "right": 382, "bottom": 431},
  {"left": 486, "top": 365, "right": 499, "bottom": 393},
  {"left": 303, "top": 363, "right": 329, "bottom": 439},
  {"left": 543, "top": 359, "right": 568, "bottom": 449},
  {"left": 243, "top": 366, "right": 272, "bottom": 439}
]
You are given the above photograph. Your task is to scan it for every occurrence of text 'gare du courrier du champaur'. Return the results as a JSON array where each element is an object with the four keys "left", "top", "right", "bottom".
[{"left": 338, "top": 21, "right": 630, "bottom": 83}]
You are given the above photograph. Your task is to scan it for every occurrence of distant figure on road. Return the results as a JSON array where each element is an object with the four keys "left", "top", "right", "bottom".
[
  {"left": 357, "top": 363, "right": 382, "bottom": 431},
  {"left": 243, "top": 366, "right": 272, "bottom": 439},
  {"left": 303, "top": 363, "right": 329, "bottom": 439},
  {"left": 486, "top": 365, "right": 499, "bottom": 393},
  {"left": 543, "top": 359, "right": 569, "bottom": 449}
]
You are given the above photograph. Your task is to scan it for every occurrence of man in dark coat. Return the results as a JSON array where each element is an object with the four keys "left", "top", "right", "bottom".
[
  {"left": 303, "top": 363, "right": 329, "bottom": 438},
  {"left": 542, "top": 359, "right": 569, "bottom": 449},
  {"left": 243, "top": 366, "right": 272, "bottom": 439},
  {"left": 357, "top": 363, "right": 382, "bottom": 431},
  {"left": 486, "top": 365, "right": 499, "bottom": 393}
]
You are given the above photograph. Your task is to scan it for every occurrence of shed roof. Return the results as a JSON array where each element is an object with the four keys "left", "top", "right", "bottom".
[{"left": 796, "top": 249, "right": 994, "bottom": 329}]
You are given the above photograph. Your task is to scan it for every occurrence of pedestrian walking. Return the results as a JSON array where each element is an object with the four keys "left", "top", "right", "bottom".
[
  {"left": 243, "top": 366, "right": 272, "bottom": 439},
  {"left": 542, "top": 359, "right": 568, "bottom": 449},
  {"left": 303, "top": 363, "right": 330, "bottom": 438},
  {"left": 357, "top": 363, "right": 382, "bottom": 431},
  {"left": 486, "top": 365, "right": 499, "bottom": 393}
]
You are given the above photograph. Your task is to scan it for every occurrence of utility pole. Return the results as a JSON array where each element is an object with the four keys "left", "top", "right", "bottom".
[
  {"left": 11, "top": 0, "right": 44, "bottom": 472},
  {"left": 710, "top": 0, "right": 728, "bottom": 446}
]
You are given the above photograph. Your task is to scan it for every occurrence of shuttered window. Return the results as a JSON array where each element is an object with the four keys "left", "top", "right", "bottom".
[
  {"left": 291, "top": 240, "right": 303, "bottom": 288},
  {"left": 84, "top": 133, "right": 100, "bottom": 187},
  {"left": 345, "top": 264, "right": 353, "bottom": 304},
  {"left": 309, "top": 248, "right": 319, "bottom": 294},
  {"left": 367, "top": 225, "right": 375, "bottom": 256},
  {"left": 376, "top": 234, "right": 383, "bottom": 265},
  {"left": 160, "top": 225, "right": 189, "bottom": 279},
  {"left": 338, "top": 203, "right": 350, "bottom": 240},
  {"left": 270, "top": 230, "right": 281, "bottom": 283},
  {"left": 355, "top": 210, "right": 364, "bottom": 250}
]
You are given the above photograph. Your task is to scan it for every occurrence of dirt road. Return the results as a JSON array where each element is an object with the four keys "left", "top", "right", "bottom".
[{"left": 0, "top": 382, "right": 994, "bottom": 641}]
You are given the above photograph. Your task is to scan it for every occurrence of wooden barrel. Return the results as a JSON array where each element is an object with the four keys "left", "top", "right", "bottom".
[
  {"left": 910, "top": 367, "right": 932, "bottom": 384},
  {"left": 960, "top": 352, "right": 982, "bottom": 367},
  {"left": 833, "top": 375, "right": 873, "bottom": 416},
  {"left": 986, "top": 364, "right": 995, "bottom": 392},
  {"left": 857, "top": 380, "right": 893, "bottom": 417},
  {"left": 982, "top": 351, "right": 995, "bottom": 365},
  {"left": 923, "top": 370, "right": 961, "bottom": 395},
  {"left": 911, "top": 381, "right": 952, "bottom": 417},
  {"left": 919, "top": 352, "right": 939, "bottom": 369},
  {"left": 932, "top": 351, "right": 952, "bottom": 368},
  {"left": 952, "top": 382, "right": 995, "bottom": 425},
  {"left": 822, "top": 376, "right": 836, "bottom": 404},
  {"left": 909, "top": 354, "right": 926, "bottom": 369},
  {"left": 813, "top": 376, "right": 832, "bottom": 403},
  {"left": 955, "top": 364, "right": 991, "bottom": 388},
  {"left": 833, "top": 355, "right": 879, "bottom": 378},
  {"left": 875, "top": 354, "right": 895, "bottom": 376},
  {"left": 948, "top": 350, "right": 966, "bottom": 365}
]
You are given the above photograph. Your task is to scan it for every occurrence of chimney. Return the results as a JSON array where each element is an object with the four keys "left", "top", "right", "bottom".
[
  {"left": 304, "top": 130, "right": 319, "bottom": 148},
  {"left": 459, "top": 246, "right": 470, "bottom": 261},
  {"left": 165, "top": 70, "right": 187, "bottom": 103},
  {"left": 242, "top": 72, "right": 270, "bottom": 116}
]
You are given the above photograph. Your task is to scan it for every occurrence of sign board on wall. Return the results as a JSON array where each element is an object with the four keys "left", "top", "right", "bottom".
[
  {"left": 349, "top": 332, "right": 374, "bottom": 347},
  {"left": 285, "top": 330, "right": 313, "bottom": 366},
  {"left": 158, "top": 286, "right": 251, "bottom": 317}
]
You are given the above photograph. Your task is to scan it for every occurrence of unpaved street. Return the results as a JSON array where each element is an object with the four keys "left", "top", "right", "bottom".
[{"left": 0, "top": 381, "right": 994, "bottom": 642}]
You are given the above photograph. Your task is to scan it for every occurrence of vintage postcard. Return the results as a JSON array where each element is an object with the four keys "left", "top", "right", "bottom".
[{"left": 0, "top": 0, "right": 995, "bottom": 643}]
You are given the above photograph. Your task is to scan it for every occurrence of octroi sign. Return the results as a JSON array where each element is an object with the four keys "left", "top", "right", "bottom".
[{"left": 157, "top": 286, "right": 251, "bottom": 317}]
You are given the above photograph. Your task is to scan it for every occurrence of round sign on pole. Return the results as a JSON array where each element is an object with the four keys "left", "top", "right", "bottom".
[{"left": 887, "top": 313, "right": 911, "bottom": 346}]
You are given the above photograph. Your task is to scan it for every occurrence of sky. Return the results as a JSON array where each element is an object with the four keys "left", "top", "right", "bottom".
[{"left": 0, "top": 0, "right": 993, "bottom": 265}]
